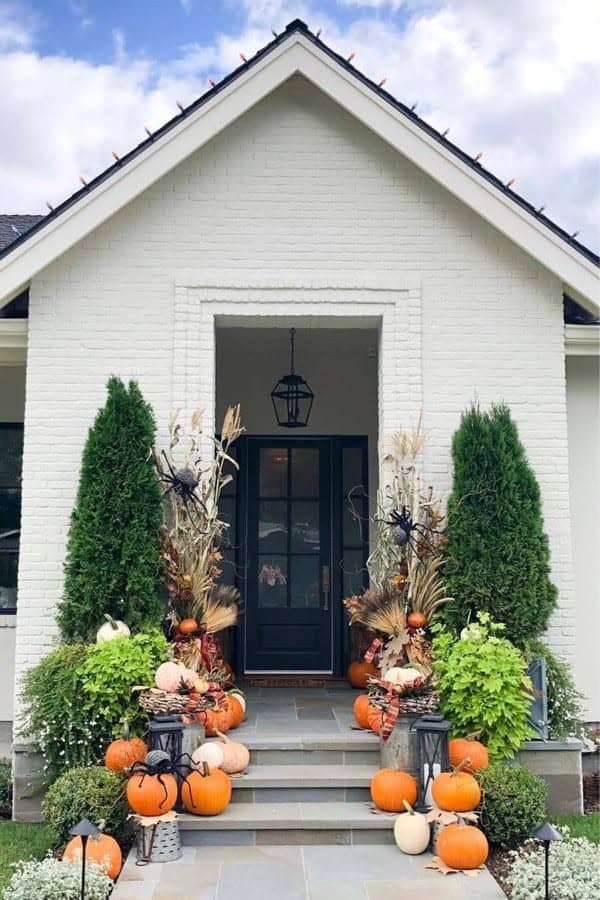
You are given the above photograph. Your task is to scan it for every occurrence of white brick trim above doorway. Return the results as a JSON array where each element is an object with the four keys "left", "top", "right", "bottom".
[{"left": 171, "top": 272, "right": 422, "bottom": 467}]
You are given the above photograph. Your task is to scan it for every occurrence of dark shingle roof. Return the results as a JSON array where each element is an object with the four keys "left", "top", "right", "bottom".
[
  {"left": 0, "top": 215, "right": 44, "bottom": 252},
  {"left": 0, "top": 20, "right": 597, "bottom": 267}
]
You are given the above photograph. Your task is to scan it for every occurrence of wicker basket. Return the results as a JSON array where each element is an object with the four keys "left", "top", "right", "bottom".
[{"left": 138, "top": 689, "right": 212, "bottom": 717}]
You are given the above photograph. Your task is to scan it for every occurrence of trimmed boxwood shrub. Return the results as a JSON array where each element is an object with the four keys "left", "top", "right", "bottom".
[
  {"left": 477, "top": 762, "right": 547, "bottom": 848},
  {"left": 0, "top": 761, "right": 11, "bottom": 817},
  {"left": 42, "top": 766, "right": 128, "bottom": 848}
]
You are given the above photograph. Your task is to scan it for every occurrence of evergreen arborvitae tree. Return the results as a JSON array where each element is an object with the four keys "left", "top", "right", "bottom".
[
  {"left": 442, "top": 403, "right": 557, "bottom": 646},
  {"left": 58, "top": 377, "right": 163, "bottom": 642}
]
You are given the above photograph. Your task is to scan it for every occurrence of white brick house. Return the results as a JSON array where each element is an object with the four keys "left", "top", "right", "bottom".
[{"left": 0, "top": 20, "right": 598, "bottom": 731}]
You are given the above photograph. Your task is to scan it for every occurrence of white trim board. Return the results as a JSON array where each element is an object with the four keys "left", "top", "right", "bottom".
[
  {"left": 0, "top": 34, "right": 597, "bottom": 313},
  {"left": 565, "top": 325, "right": 600, "bottom": 356}
]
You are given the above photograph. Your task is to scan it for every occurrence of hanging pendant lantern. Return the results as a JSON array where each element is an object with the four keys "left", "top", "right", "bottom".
[{"left": 271, "top": 328, "right": 314, "bottom": 428}]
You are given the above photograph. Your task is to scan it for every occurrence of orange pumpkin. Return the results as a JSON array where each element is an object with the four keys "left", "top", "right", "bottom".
[
  {"left": 104, "top": 724, "right": 147, "bottom": 775},
  {"left": 370, "top": 768, "right": 418, "bottom": 812},
  {"left": 367, "top": 706, "right": 384, "bottom": 734},
  {"left": 126, "top": 772, "right": 178, "bottom": 816},
  {"left": 431, "top": 767, "right": 481, "bottom": 812},
  {"left": 63, "top": 833, "right": 122, "bottom": 880},
  {"left": 436, "top": 823, "right": 489, "bottom": 870},
  {"left": 449, "top": 737, "right": 489, "bottom": 773},
  {"left": 179, "top": 618, "right": 199, "bottom": 635},
  {"left": 353, "top": 695, "right": 371, "bottom": 729},
  {"left": 203, "top": 701, "right": 234, "bottom": 736},
  {"left": 407, "top": 611, "right": 428, "bottom": 629},
  {"left": 228, "top": 694, "right": 245, "bottom": 729},
  {"left": 347, "top": 660, "right": 377, "bottom": 689},
  {"left": 181, "top": 764, "right": 232, "bottom": 816}
]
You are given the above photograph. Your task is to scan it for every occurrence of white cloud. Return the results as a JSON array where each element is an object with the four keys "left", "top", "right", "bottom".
[{"left": 0, "top": 0, "right": 598, "bottom": 248}]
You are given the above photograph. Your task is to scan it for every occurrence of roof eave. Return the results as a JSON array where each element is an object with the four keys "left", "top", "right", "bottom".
[{"left": 0, "top": 23, "right": 597, "bottom": 312}]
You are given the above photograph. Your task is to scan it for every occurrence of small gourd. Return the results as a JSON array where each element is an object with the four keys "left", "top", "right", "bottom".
[
  {"left": 192, "top": 741, "right": 225, "bottom": 772},
  {"left": 215, "top": 731, "right": 249, "bottom": 774},
  {"left": 96, "top": 614, "right": 130, "bottom": 644},
  {"left": 393, "top": 800, "right": 430, "bottom": 855}
]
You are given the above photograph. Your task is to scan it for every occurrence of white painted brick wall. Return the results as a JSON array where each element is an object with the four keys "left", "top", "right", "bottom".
[{"left": 13, "top": 75, "right": 574, "bottom": 719}]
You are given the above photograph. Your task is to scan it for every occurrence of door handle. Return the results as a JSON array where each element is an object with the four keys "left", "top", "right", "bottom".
[{"left": 321, "top": 565, "right": 330, "bottom": 611}]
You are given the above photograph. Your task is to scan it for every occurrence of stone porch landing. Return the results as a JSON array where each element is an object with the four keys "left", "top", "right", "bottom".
[{"left": 112, "top": 686, "right": 505, "bottom": 899}]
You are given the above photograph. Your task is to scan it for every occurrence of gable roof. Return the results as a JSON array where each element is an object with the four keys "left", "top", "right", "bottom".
[
  {"left": 0, "top": 215, "right": 43, "bottom": 252},
  {"left": 0, "top": 19, "right": 597, "bottom": 312}
]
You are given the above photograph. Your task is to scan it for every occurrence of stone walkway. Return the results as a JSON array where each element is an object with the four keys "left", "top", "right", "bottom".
[
  {"left": 114, "top": 843, "right": 505, "bottom": 899},
  {"left": 112, "top": 685, "right": 505, "bottom": 899}
]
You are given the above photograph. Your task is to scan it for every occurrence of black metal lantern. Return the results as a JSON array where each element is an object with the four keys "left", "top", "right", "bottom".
[
  {"left": 533, "top": 823, "right": 562, "bottom": 900},
  {"left": 271, "top": 328, "right": 314, "bottom": 428},
  {"left": 69, "top": 818, "right": 100, "bottom": 900},
  {"left": 412, "top": 713, "right": 451, "bottom": 809},
  {"left": 147, "top": 715, "right": 184, "bottom": 765}
]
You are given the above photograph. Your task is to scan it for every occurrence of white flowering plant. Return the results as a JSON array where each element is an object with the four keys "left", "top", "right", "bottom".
[
  {"left": 4, "top": 856, "right": 112, "bottom": 900},
  {"left": 508, "top": 826, "right": 600, "bottom": 900}
]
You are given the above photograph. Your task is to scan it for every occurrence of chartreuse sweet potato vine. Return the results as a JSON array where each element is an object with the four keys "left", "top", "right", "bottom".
[
  {"left": 21, "top": 631, "right": 167, "bottom": 779},
  {"left": 432, "top": 612, "right": 533, "bottom": 759}
]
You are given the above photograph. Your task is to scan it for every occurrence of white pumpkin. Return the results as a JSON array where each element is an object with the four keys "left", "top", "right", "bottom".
[
  {"left": 394, "top": 801, "right": 430, "bottom": 855},
  {"left": 383, "top": 666, "right": 422, "bottom": 686},
  {"left": 191, "top": 741, "right": 224, "bottom": 771},
  {"left": 155, "top": 661, "right": 188, "bottom": 692},
  {"left": 96, "top": 614, "right": 130, "bottom": 643},
  {"left": 229, "top": 689, "right": 247, "bottom": 716}
]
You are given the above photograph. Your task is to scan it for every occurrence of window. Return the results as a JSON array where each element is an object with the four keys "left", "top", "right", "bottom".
[{"left": 0, "top": 424, "right": 23, "bottom": 613}]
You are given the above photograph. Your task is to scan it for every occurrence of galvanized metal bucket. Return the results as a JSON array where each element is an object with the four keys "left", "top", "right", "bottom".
[
  {"left": 135, "top": 820, "right": 182, "bottom": 865},
  {"left": 379, "top": 715, "right": 419, "bottom": 777}
]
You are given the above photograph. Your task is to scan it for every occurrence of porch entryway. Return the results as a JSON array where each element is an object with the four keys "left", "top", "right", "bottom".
[
  {"left": 216, "top": 324, "right": 378, "bottom": 678},
  {"left": 112, "top": 685, "right": 505, "bottom": 900}
]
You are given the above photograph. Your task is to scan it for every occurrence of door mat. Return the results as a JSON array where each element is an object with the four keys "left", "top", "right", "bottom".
[{"left": 243, "top": 676, "right": 348, "bottom": 688}]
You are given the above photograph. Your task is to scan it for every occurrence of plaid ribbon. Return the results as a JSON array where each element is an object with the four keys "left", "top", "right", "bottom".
[
  {"left": 200, "top": 630, "right": 224, "bottom": 671},
  {"left": 379, "top": 683, "right": 401, "bottom": 742},
  {"left": 364, "top": 637, "right": 384, "bottom": 664}
]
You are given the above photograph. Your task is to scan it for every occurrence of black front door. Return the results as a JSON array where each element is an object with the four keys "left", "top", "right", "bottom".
[{"left": 244, "top": 439, "right": 332, "bottom": 672}]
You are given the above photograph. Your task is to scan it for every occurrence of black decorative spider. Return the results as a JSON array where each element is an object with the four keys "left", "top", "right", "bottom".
[
  {"left": 129, "top": 751, "right": 195, "bottom": 806},
  {"left": 386, "top": 506, "right": 441, "bottom": 550},
  {"left": 155, "top": 450, "right": 207, "bottom": 529}
]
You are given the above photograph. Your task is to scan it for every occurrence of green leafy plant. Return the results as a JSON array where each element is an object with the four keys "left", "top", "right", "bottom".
[
  {"left": 78, "top": 631, "right": 168, "bottom": 744},
  {"left": 527, "top": 641, "right": 587, "bottom": 740},
  {"left": 21, "top": 633, "right": 167, "bottom": 777},
  {"left": 0, "top": 762, "right": 12, "bottom": 818},
  {"left": 477, "top": 762, "right": 547, "bottom": 848},
  {"left": 432, "top": 612, "right": 533, "bottom": 758},
  {"left": 508, "top": 826, "right": 600, "bottom": 899},
  {"left": 21, "top": 644, "right": 96, "bottom": 778},
  {"left": 442, "top": 403, "right": 557, "bottom": 646},
  {"left": 4, "top": 856, "right": 112, "bottom": 900},
  {"left": 58, "top": 376, "right": 164, "bottom": 642},
  {"left": 42, "top": 767, "right": 128, "bottom": 848}
]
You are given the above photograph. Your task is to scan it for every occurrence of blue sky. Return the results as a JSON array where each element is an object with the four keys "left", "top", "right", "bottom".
[{"left": 1, "top": 1, "right": 598, "bottom": 248}]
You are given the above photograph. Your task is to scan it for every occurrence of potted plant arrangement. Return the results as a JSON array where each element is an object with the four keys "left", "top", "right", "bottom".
[{"left": 345, "top": 427, "right": 452, "bottom": 742}]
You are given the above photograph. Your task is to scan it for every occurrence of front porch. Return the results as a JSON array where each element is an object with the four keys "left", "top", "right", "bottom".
[{"left": 113, "top": 684, "right": 505, "bottom": 900}]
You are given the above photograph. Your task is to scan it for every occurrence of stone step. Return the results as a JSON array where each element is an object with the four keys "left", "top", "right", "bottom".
[
  {"left": 230, "top": 764, "right": 374, "bottom": 803},
  {"left": 238, "top": 732, "right": 380, "bottom": 766},
  {"left": 179, "top": 801, "right": 395, "bottom": 846}
]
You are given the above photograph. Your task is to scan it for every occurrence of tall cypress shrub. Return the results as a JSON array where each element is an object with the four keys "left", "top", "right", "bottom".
[
  {"left": 58, "top": 377, "right": 163, "bottom": 642},
  {"left": 442, "top": 403, "right": 557, "bottom": 646}
]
